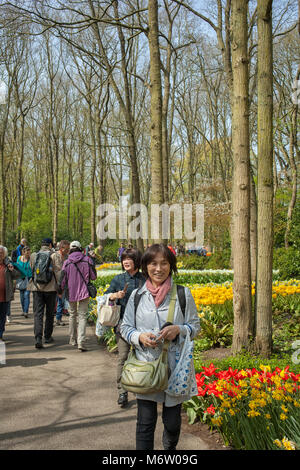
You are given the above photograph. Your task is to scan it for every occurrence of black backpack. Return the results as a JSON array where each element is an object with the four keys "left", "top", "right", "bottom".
[
  {"left": 33, "top": 251, "right": 53, "bottom": 284},
  {"left": 134, "top": 284, "right": 186, "bottom": 317}
]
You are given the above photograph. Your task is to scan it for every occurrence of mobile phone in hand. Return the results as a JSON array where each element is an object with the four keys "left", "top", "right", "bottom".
[{"left": 123, "top": 283, "right": 129, "bottom": 293}]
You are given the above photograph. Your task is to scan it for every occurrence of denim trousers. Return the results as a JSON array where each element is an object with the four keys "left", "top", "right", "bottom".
[
  {"left": 20, "top": 289, "right": 30, "bottom": 314},
  {"left": 56, "top": 294, "right": 69, "bottom": 321},
  {"left": 33, "top": 291, "right": 56, "bottom": 342},
  {"left": 0, "top": 302, "right": 9, "bottom": 338},
  {"left": 136, "top": 399, "right": 182, "bottom": 450}
]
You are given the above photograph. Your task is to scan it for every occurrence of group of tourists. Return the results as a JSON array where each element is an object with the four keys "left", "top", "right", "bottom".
[
  {"left": 1, "top": 238, "right": 200, "bottom": 451},
  {"left": 0, "top": 238, "right": 97, "bottom": 351}
]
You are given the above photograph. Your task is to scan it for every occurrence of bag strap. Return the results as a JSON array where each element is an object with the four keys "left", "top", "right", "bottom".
[
  {"left": 176, "top": 285, "right": 186, "bottom": 317},
  {"left": 72, "top": 261, "right": 89, "bottom": 285},
  {"left": 162, "top": 283, "right": 177, "bottom": 352}
]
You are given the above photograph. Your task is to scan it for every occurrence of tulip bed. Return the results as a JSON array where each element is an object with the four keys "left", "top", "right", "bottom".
[
  {"left": 90, "top": 269, "right": 300, "bottom": 449},
  {"left": 183, "top": 363, "right": 300, "bottom": 450}
]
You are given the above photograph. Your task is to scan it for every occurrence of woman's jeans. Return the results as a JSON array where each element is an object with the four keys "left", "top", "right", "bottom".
[
  {"left": 0, "top": 302, "right": 9, "bottom": 338},
  {"left": 20, "top": 289, "right": 30, "bottom": 314},
  {"left": 136, "top": 399, "right": 182, "bottom": 450},
  {"left": 56, "top": 294, "right": 69, "bottom": 321}
]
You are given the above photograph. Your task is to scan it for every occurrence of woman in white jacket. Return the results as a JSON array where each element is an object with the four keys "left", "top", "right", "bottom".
[{"left": 121, "top": 244, "right": 200, "bottom": 451}]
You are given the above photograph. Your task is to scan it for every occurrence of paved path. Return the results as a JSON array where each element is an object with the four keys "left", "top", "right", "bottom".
[{"left": 0, "top": 298, "right": 209, "bottom": 450}]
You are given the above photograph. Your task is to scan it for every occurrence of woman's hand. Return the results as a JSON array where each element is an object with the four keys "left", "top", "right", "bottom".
[
  {"left": 109, "top": 290, "right": 126, "bottom": 301},
  {"left": 139, "top": 332, "right": 158, "bottom": 349},
  {"left": 157, "top": 325, "right": 180, "bottom": 342}
]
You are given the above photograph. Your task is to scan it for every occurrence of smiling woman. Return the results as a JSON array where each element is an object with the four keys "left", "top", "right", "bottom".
[{"left": 120, "top": 244, "right": 200, "bottom": 451}]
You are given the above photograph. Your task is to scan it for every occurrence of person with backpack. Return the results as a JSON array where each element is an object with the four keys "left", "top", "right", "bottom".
[
  {"left": 27, "top": 238, "right": 61, "bottom": 349},
  {"left": 58, "top": 241, "right": 97, "bottom": 352},
  {"left": 97, "top": 248, "right": 145, "bottom": 408},
  {"left": 120, "top": 244, "right": 200, "bottom": 451}
]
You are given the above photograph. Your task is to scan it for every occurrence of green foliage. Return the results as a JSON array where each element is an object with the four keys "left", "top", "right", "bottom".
[
  {"left": 177, "top": 255, "right": 208, "bottom": 270},
  {"left": 195, "top": 351, "right": 300, "bottom": 375},
  {"left": 205, "top": 249, "right": 231, "bottom": 270},
  {"left": 102, "top": 240, "right": 120, "bottom": 262},
  {"left": 9, "top": 191, "right": 92, "bottom": 252},
  {"left": 273, "top": 247, "right": 300, "bottom": 279},
  {"left": 176, "top": 251, "right": 231, "bottom": 270},
  {"left": 102, "top": 327, "right": 118, "bottom": 352},
  {"left": 198, "top": 307, "right": 233, "bottom": 349},
  {"left": 273, "top": 189, "right": 300, "bottom": 249}
]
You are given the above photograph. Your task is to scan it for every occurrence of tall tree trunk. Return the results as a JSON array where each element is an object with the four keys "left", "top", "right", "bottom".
[
  {"left": 231, "top": 0, "right": 252, "bottom": 353},
  {"left": 148, "top": 0, "right": 164, "bottom": 242},
  {"left": 250, "top": 168, "right": 257, "bottom": 283},
  {"left": 16, "top": 114, "right": 25, "bottom": 230},
  {"left": 284, "top": 64, "right": 299, "bottom": 248},
  {"left": 255, "top": 0, "right": 274, "bottom": 357}
]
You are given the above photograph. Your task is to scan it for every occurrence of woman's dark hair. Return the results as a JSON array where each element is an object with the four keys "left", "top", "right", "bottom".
[
  {"left": 121, "top": 248, "right": 142, "bottom": 270},
  {"left": 141, "top": 244, "right": 177, "bottom": 278}
]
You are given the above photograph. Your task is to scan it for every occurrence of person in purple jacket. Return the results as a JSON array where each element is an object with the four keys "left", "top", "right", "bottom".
[{"left": 58, "top": 240, "right": 97, "bottom": 352}]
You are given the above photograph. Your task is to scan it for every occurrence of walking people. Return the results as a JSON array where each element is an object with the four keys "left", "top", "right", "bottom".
[
  {"left": 11, "top": 238, "right": 28, "bottom": 263},
  {"left": 121, "top": 244, "right": 200, "bottom": 450},
  {"left": 85, "top": 243, "right": 94, "bottom": 256},
  {"left": 0, "top": 246, "right": 20, "bottom": 341},
  {"left": 27, "top": 238, "right": 61, "bottom": 349},
  {"left": 52, "top": 240, "right": 70, "bottom": 326},
  {"left": 15, "top": 246, "right": 32, "bottom": 318},
  {"left": 117, "top": 242, "right": 126, "bottom": 261},
  {"left": 58, "top": 241, "right": 97, "bottom": 352},
  {"left": 94, "top": 244, "right": 103, "bottom": 265}
]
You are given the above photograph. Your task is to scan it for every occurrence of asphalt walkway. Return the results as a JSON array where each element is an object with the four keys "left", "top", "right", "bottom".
[{"left": 0, "top": 298, "right": 209, "bottom": 450}]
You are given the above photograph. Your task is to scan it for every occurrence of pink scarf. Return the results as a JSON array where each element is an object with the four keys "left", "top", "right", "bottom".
[{"left": 146, "top": 275, "right": 172, "bottom": 308}]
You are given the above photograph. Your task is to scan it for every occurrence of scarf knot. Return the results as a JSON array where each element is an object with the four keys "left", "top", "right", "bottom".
[{"left": 146, "top": 275, "right": 172, "bottom": 308}]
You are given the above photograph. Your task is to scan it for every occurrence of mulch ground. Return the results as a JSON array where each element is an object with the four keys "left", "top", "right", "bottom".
[{"left": 180, "top": 413, "right": 229, "bottom": 450}]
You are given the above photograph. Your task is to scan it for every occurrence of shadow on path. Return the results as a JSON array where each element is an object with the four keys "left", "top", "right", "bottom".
[
  {"left": 1, "top": 357, "right": 66, "bottom": 368},
  {"left": 0, "top": 410, "right": 136, "bottom": 444}
]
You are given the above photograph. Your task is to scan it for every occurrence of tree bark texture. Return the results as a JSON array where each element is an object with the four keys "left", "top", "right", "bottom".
[
  {"left": 148, "top": 0, "right": 164, "bottom": 242},
  {"left": 255, "top": 0, "right": 274, "bottom": 357},
  {"left": 231, "top": 0, "right": 252, "bottom": 353}
]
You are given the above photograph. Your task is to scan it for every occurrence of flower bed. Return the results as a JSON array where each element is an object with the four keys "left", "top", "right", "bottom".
[{"left": 183, "top": 363, "right": 300, "bottom": 450}]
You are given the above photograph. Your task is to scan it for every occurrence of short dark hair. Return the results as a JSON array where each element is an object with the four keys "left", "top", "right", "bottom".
[
  {"left": 121, "top": 248, "right": 142, "bottom": 270},
  {"left": 141, "top": 244, "right": 177, "bottom": 278},
  {"left": 59, "top": 240, "right": 70, "bottom": 249}
]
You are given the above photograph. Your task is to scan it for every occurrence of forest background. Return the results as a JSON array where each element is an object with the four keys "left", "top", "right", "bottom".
[
  {"left": 0, "top": 1, "right": 299, "bottom": 356},
  {"left": 0, "top": 0, "right": 298, "bottom": 255}
]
